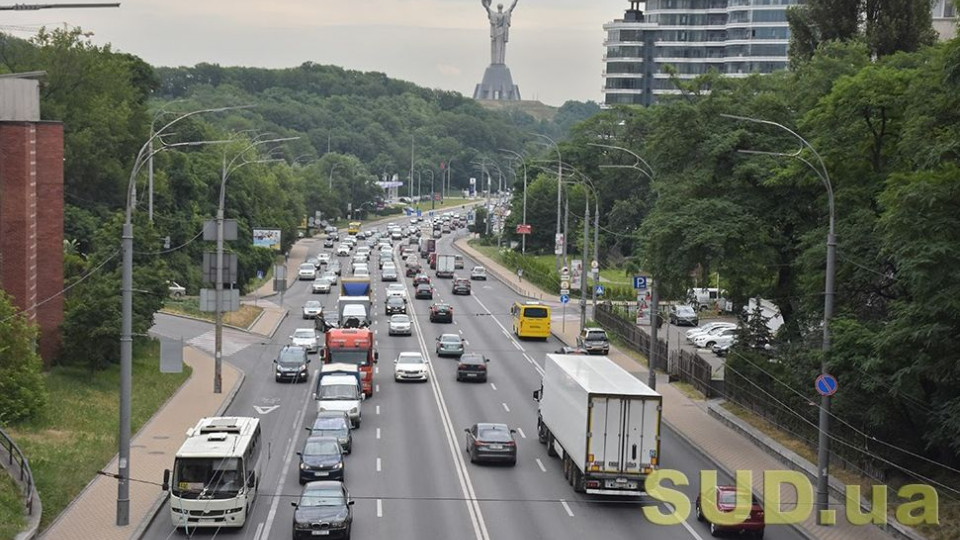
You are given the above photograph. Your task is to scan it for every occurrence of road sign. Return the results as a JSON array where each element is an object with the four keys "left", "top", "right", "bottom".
[
  {"left": 560, "top": 294, "right": 570, "bottom": 304},
  {"left": 815, "top": 374, "right": 838, "bottom": 396},
  {"left": 560, "top": 280, "right": 570, "bottom": 290},
  {"left": 595, "top": 285, "right": 606, "bottom": 296},
  {"left": 555, "top": 233, "right": 565, "bottom": 255},
  {"left": 516, "top": 224, "right": 532, "bottom": 235},
  {"left": 416, "top": 209, "right": 422, "bottom": 217},
  {"left": 591, "top": 260, "right": 599, "bottom": 269},
  {"left": 560, "top": 289, "right": 570, "bottom": 295},
  {"left": 633, "top": 276, "right": 648, "bottom": 290},
  {"left": 257, "top": 270, "right": 264, "bottom": 280}
]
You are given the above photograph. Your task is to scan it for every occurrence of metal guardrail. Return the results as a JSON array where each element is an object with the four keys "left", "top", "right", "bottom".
[{"left": 0, "top": 426, "right": 36, "bottom": 518}]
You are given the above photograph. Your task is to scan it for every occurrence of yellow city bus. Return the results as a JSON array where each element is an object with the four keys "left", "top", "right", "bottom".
[
  {"left": 347, "top": 221, "right": 362, "bottom": 235},
  {"left": 511, "top": 301, "right": 551, "bottom": 340}
]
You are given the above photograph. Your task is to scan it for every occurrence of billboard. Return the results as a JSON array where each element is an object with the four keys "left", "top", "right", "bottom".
[{"left": 253, "top": 228, "right": 282, "bottom": 251}]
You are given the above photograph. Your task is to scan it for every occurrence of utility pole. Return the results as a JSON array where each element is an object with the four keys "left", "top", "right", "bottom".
[
  {"left": 409, "top": 137, "right": 414, "bottom": 200},
  {"left": 592, "top": 205, "right": 599, "bottom": 319},
  {"left": 563, "top": 198, "right": 569, "bottom": 272},
  {"left": 0, "top": 3, "right": 119, "bottom": 11},
  {"left": 580, "top": 201, "right": 589, "bottom": 333},
  {"left": 647, "top": 282, "right": 659, "bottom": 390}
]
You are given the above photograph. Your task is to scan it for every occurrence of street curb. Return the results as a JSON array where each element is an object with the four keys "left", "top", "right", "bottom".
[
  {"left": 708, "top": 403, "right": 920, "bottom": 540},
  {"left": 157, "top": 309, "right": 250, "bottom": 333},
  {"left": 263, "top": 309, "right": 289, "bottom": 339},
  {"left": 131, "top": 365, "right": 247, "bottom": 540}
]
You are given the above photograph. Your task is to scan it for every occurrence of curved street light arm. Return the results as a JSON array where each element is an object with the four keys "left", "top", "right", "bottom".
[{"left": 588, "top": 142, "right": 654, "bottom": 180}]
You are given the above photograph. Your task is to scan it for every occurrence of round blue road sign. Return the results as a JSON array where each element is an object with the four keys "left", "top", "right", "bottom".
[{"left": 815, "top": 373, "right": 838, "bottom": 396}]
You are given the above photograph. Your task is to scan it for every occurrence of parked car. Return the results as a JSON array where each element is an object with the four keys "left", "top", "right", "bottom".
[
  {"left": 554, "top": 346, "right": 590, "bottom": 355},
  {"left": 464, "top": 423, "right": 517, "bottom": 465},
  {"left": 669, "top": 304, "right": 700, "bottom": 326},
  {"left": 576, "top": 327, "right": 610, "bottom": 355},
  {"left": 306, "top": 256, "right": 319, "bottom": 268},
  {"left": 298, "top": 263, "right": 317, "bottom": 280},
  {"left": 394, "top": 351, "right": 429, "bottom": 382},
  {"left": 435, "top": 333, "right": 464, "bottom": 357},
  {"left": 385, "top": 296, "right": 407, "bottom": 316},
  {"left": 290, "top": 328, "right": 319, "bottom": 353},
  {"left": 712, "top": 341, "right": 734, "bottom": 357},
  {"left": 302, "top": 300, "right": 323, "bottom": 319},
  {"left": 695, "top": 485, "right": 765, "bottom": 538},
  {"left": 274, "top": 345, "right": 309, "bottom": 383},
  {"left": 693, "top": 326, "right": 738, "bottom": 349},
  {"left": 452, "top": 278, "right": 471, "bottom": 295},
  {"left": 312, "top": 277, "right": 333, "bottom": 294},
  {"left": 296, "top": 436, "right": 345, "bottom": 484},
  {"left": 306, "top": 411, "right": 352, "bottom": 454},
  {"left": 470, "top": 266, "right": 487, "bottom": 280},
  {"left": 686, "top": 322, "right": 737, "bottom": 342},
  {"left": 167, "top": 281, "right": 186, "bottom": 299},
  {"left": 388, "top": 314, "right": 412, "bottom": 336},
  {"left": 415, "top": 283, "right": 434, "bottom": 300},
  {"left": 291, "top": 481, "right": 353, "bottom": 539},
  {"left": 456, "top": 353, "right": 489, "bottom": 382},
  {"left": 429, "top": 303, "right": 454, "bottom": 323}
]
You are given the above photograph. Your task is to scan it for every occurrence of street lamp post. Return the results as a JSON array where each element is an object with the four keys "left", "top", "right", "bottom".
[
  {"left": 500, "top": 149, "right": 527, "bottom": 254},
  {"left": 424, "top": 169, "right": 435, "bottom": 210},
  {"left": 118, "top": 106, "right": 245, "bottom": 526},
  {"left": 721, "top": 113, "right": 836, "bottom": 524},
  {"left": 328, "top": 162, "right": 341, "bottom": 190},
  {"left": 534, "top": 133, "right": 563, "bottom": 270}
]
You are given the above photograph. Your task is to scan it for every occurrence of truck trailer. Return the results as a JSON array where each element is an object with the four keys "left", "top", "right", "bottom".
[
  {"left": 533, "top": 354, "right": 662, "bottom": 496},
  {"left": 435, "top": 254, "right": 456, "bottom": 278}
]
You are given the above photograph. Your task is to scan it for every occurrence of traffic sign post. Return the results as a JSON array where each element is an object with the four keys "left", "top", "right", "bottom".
[
  {"left": 633, "top": 276, "right": 648, "bottom": 290},
  {"left": 595, "top": 284, "right": 605, "bottom": 296},
  {"left": 815, "top": 374, "right": 838, "bottom": 396},
  {"left": 560, "top": 294, "right": 569, "bottom": 304}
]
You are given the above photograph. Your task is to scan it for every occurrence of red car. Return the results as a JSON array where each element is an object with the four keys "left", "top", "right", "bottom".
[
  {"left": 412, "top": 273, "right": 431, "bottom": 286},
  {"left": 405, "top": 263, "right": 422, "bottom": 277},
  {"left": 695, "top": 485, "right": 765, "bottom": 538}
]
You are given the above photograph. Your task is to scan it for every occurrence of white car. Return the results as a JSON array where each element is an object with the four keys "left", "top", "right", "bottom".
[
  {"left": 711, "top": 333, "right": 738, "bottom": 351},
  {"left": 693, "top": 326, "right": 738, "bottom": 348},
  {"left": 385, "top": 284, "right": 407, "bottom": 299},
  {"left": 336, "top": 244, "right": 350, "bottom": 256},
  {"left": 394, "top": 351, "right": 428, "bottom": 382},
  {"left": 317, "top": 253, "right": 331, "bottom": 265},
  {"left": 470, "top": 266, "right": 487, "bottom": 280},
  {"left": 352, "top": 254, "right": 367, "bottom": 266},
  {"left": 388, "top": 314, "right": 412, "bottom": 336},
  {"left": 301, "top": 300, "right": 323, "bottom": 319},
  {"left": 290, "top": 328, "right": 319, "bottom": 353},
  {"left": 298, "top": 263, "right": 317, "bottom": 280},
  {"left": 353, "top": 267, "right": 370, "bottom": 278},
  {"left": 312, "top": 277, "right": 333, "bottom": 294},
  {"left": 686, "top": 322, "right": 736, "bottom": 342},
  {"left": 321, "top": 270, "right": 338, "bottom": 285},
  {"left": 167, "top": 281, "right": 186, "bottom": 299}
]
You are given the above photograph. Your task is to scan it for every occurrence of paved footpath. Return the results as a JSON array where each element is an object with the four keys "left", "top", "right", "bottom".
[
  {"left": 39, "top": 349, "right": 241, "bottom": 540},
  {"left": 455, "top": 237, "right": 909, "bottom": 540}
]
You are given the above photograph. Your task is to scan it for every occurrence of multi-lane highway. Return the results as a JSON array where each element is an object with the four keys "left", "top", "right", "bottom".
[{"left": 142, "top": 221, "right": 806, "bottom": 540}]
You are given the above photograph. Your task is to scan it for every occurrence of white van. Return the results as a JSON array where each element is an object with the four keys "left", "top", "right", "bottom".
[
  {"left": 688, "top": 288, "right": 731, "bottom": 312},
  {"left": 316, "top": 375, "right": 362, "bottom": 427}
]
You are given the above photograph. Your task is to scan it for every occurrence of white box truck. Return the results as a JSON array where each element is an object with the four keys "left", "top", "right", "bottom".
[
  {"left": 435, "top": 254, "right": 456, "bottom": 278},
  {"left": 533, "top": 354, "right": 662, "bottom": 496}
]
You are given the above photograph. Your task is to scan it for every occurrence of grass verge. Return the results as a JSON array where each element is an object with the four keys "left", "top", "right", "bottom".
[
  {"left": 6, "top": 340, "right": 191, "bottom": 531},
  {"left": 0, "top": 474, "right": 24, "bottom": 540},
  {"left": 162, "top": 298, "right": 263, "bottom": 329}
]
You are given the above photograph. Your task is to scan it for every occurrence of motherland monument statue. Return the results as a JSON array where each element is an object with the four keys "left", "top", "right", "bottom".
[{"left": 474, "top": 0, "right": 522, "bottom": 101}]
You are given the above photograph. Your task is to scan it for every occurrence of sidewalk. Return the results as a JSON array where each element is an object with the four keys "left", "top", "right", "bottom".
[
  {"left": 455, "top": 238, "right": 902, "bottom": 540},
  {"left": 39, "top": 349, "right": 243, "bottom": 540}
]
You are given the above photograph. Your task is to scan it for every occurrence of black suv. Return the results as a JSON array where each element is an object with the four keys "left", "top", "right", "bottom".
[
  {"left": 452, "top": 278, "right": 471, "bottom": 295},
  {"left": 385, "top": 296, "right": 407, "bottom": 315},
  {"left": 275, "top": 345, "right": 310, "bottom": 382}
]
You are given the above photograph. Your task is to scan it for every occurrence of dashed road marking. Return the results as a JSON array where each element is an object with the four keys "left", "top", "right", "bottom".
[
  {"left": 502, "top": 403, "right": 510, "bottom": 412},
  {"left": 376, "top": 428, "right": 381, "bottom": 440},
  {"left": 536, "top": 458, "right": 546, "bottom": 472},
  {"left": 376, "top": 405, "right": 381, "bottom": 415},
  {"left": 377, "top": 457, "right": 382, "bottom": 472},
  {"left": 490, "top": 383, "right": 497, "bottom": 391},
  {"left": 560, "top": 500, "right": 575, "bottom": 517},
  {"left": 516, "top": 427, "right": 526, "bottom": 439},
  {"left": 377, "top": 498, "right": 383, "bottom": 518}
]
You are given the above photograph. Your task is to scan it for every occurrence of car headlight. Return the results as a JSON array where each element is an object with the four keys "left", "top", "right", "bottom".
[
  {"left": 299, "top": 462, "right": 307, "bottom": 470},
  {"left": 331, "top": 462, "right": 343, "bottom": 470}
]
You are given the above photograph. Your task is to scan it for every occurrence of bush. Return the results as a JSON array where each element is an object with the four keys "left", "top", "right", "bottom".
[{"left": 0, "top": 292, "right": 48, "bottom": 424}]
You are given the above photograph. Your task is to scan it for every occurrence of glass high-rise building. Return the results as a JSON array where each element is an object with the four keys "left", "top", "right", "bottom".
[{"left": 602, "top": 0, "right": 800, "bottom": 106}]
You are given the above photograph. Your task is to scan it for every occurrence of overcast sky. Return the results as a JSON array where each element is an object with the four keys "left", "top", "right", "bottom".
[{"left": 4, "top": 0, "right": 634, "bottom": 106}]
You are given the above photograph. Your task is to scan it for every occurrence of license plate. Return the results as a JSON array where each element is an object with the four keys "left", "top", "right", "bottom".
[
  {"left": 312, "top": 531, "right": 329, "bottom": 536},
  {"left": 489, "top": 444, "right": 502, "bottom": 450},
  {"left": 315, "top": 472, "right": 328, "bottom": 477},
  {"left": 616, "top": 477, "right": 628, "bottom": 483}
]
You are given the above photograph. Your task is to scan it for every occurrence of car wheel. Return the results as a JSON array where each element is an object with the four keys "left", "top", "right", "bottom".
[
  {"left": 706, "top": 341, "right": 716, "bottom": 348},
  {"left": 754, "top": 529, "right": 764, "bottom": 539},
  {"left": 709, "top": 522, "right": 720, "bottom": 537},
  {"left": 695, "top": 501, "right": 704, "bottom": 522}
]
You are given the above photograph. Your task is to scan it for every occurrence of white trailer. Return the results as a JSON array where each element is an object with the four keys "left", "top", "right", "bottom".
[
  {"left": 435, "top": 254, "right": 456, "bottom": 278},
  {"left": 533, "top": 354, "right": 662, "bottom": 496}
]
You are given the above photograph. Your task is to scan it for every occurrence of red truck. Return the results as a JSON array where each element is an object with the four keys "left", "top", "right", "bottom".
[{"left": 321, "top": 328, "right": 378, "bottom": 397}]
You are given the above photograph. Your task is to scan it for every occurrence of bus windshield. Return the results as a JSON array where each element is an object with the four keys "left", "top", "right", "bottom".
[
  {"left": 327, "top": 349, "right": 369, "bottom": 366},
  {"left": 172, "top": 457, "right": 243, "bottom": 499},
  {"left": 522, "top": 307, "right": 549, "bottom": 318}
]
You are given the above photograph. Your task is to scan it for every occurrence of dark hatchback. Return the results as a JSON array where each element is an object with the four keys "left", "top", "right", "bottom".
[
  {"left": 429, "top": 303, "right": 454, "bottom": 323},
  {"left": 452, "top": 278, "right": 471, "bottom": 295},
  {"left": 306, "top": 411, "right": 353, "bottom": 454},
  {"left": 291, "top": 481, "right": 354, "bottom": 540},
  {"left": 296, "top": 436, "right": 345, "bottom": 484},
  {"left": 385, "top": 296, "right": 407, "bottom": 315},
  {"left": 275, "top": 346, "right": 310, "bottom": 383},
  {"left": 415, "top": 283, "right": 434, "bottom": 300},
  {"left": 456, "top": 353, "right": 489, "bottom": 382},
  {"left": 412, "top": 273, "right": 431, "bottom": 286},
  {"left": 670, "top": 304, "right": 700, "bottom": 326},
  {"left": 464, "top": 423, "right": 517, "bottom": 466}
]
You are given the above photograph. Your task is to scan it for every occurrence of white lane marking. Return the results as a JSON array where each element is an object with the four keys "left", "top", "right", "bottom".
[
  {"left": 376, "top": 428, "right": 381, "bottom": 440},
  {"left": 490, "top": 383, "right": 497, "bottom": 391},
  {"left": 408, "top": 288, "right": 489, "bottom": 540},
  {"left": 253, "top": 522, "right": 264, "bottom": 540},
  {"left": 560, "top": 499, "right": 575, "bottom": 517},
  {"left": 376, "top": 405, "right": 381, "bottom": 415},
  {"left": 666, "top": 503, "right": 706, "bottom": 540},
  {"left": 501, "top": 328, "right": 511, "bottom": 338},
  {"left": 375, "top": 366, "right": 380, "bottom": 374},
  {"left": 377, "top": 457, "right": 382, "bottom": 472},
  {"left": 516, "top": 427, "right": 526, "bottom": 439},
  {"left": 257, "top": 366, "right": 313, "bottom": 540},
  {"left": 377, "top": 498, "right": 383, "bottom": 518},
  {"left": 459, "top": 329, "right": 464, "bottom": 335},
  {"left": 502, "top": 402, "right": 510, "bottom": 412},
  {"left": 474, "top": 295, "right": 544, "bottom": 376},
  {"left": 536, "top": 458, "right": 547, "bottom": 472},
  {"left": 375, "top": 329, "right": 378, "bottom": 335},
  {"left": 512, "top": 341, "right": 521, "bottom": 350},
  {"left": 376, "top": 384, "right": 380, "bottom": 393}
]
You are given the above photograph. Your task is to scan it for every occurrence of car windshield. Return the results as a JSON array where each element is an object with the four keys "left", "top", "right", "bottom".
[
  {"left": 279, "top": 349, "right": 304, "bottom": 366},
  {"left": 477, "top": 427, "right": 512, "bottom": 442},
  {"left": 440, "top": 336, "right": 461, "bottom": 344},
  {"left": 172, "top": 457, "right": 243, "bottom": 498},
  {"left": 303, "top": 439, "right": 341, "bottom": 456},
  {"left": 320, "top": 384, "right": 358, "bottom": 400},
  {"left": 677, "top": 306, "right": 696, "bottom": 316},
  {"left": 311, "top": 417, "right": 348, "bottom": 432},
  {"left": 388, "top": 298, "right": 404, "bottom": 306},
  {"left": 523, "top": 307, "right": 548, "bottom": 318},
  {"left": 717, "top": 491, "right": 758, "bottom": 505},
  {"left": 391, "top": 315, "right": 410, "bottom": 324},
  {"left": 304, "top": 302, "right": 321, "bottom": 309},
  {"left": 327, "top": 350, "right": 368, "bottom": 366},
  {"left": 299, "top": 264, "right": 314, "bottom": 271},
  {"left": 398, "top": 354, "right": 424, "bottom": 364},
  {"left": 293, "top": 330, "right": 315, "bottom": 339},
  {"left": 299, "top": 488, "right": 346, "bottom": 507},
  {"left": 460, "top": 354, "right": 484, "bottom": 365},
  {"left": 388, "top": 285, "right": 404, "bottom": 292}
]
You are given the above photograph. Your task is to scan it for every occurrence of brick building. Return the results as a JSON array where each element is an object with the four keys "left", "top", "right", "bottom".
[{"left": 0, "top": 72, "right": 64, "bottom": 365}]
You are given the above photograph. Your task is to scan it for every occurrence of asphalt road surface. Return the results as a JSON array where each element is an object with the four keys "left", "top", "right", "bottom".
[{"left": 142, "top": 220, "right": 806, "bottom": 540}]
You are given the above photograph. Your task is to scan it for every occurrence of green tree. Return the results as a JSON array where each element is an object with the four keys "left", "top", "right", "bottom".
[{"left": 0, "top": 293, "right": 48, "bottom": 423}]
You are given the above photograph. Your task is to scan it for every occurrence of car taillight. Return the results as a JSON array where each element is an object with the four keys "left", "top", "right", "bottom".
[
  {"left": 504, "top": 441, "right": 515, "bottom": 446},
  {"left": 477, "top": 364, "right": 486, "bottom": 370},
  {"left": 585, "top": 480, "right": 601, "bottom": 489}
]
